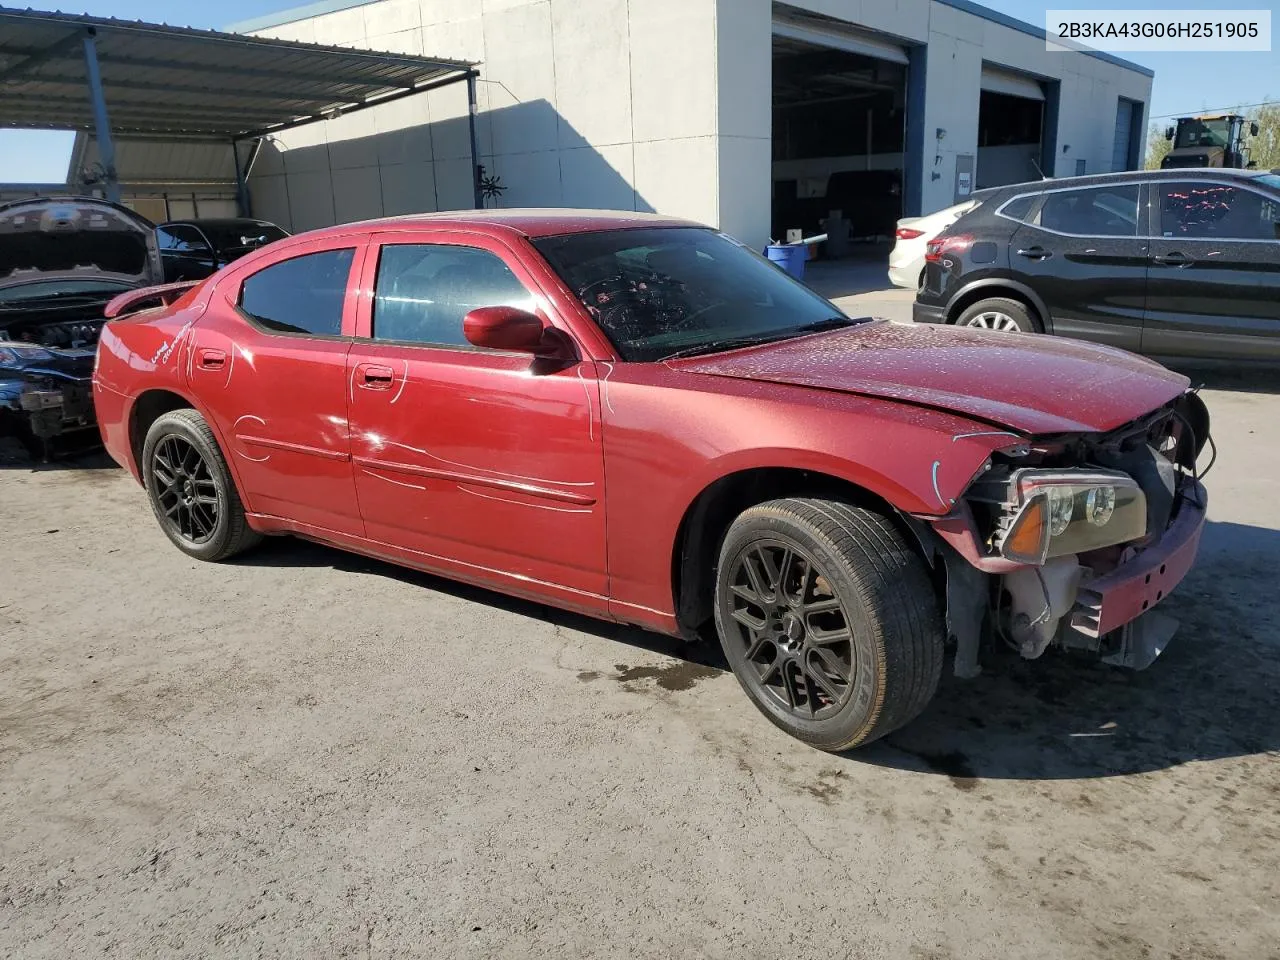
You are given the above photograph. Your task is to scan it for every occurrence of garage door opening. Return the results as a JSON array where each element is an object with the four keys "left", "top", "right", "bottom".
[
  {"left": 771, "top": 15, "right": 908, "bottom": 252},
  {"left": 976, "top": 66, "right": 1046, "bottom": 189}
]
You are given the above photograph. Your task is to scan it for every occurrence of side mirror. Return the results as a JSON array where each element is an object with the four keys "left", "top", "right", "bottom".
[
  {"left": 1164, "top": 126, "right": 1175, "bottom": 141},
  {"left": 1250, "top": 122, "right": 1260, "bottom": 137},
  {"left": 463, "top": 305, "right": 568, "bottom": 357}
]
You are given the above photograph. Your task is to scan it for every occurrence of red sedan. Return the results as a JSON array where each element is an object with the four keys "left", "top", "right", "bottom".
[{"left": 94, "top": 211, "right": 1210, "bottom": 751}]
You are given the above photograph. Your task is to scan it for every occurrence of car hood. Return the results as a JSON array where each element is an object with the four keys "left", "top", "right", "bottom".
[
  {"left": 0, "top": 197, "right": 161, "bottom": 291},
  {"left": 669, "top": 321, "right": 1190, "bottom": 435}
]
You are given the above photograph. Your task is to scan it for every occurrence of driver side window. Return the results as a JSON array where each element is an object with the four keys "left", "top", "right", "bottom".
[{"left": 371, "top": 244, "right": 536, "bottom": 347}]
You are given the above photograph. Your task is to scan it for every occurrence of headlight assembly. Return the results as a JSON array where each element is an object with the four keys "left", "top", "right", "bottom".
[{"left": 995, "top": 469, "right": 1147, "bottom": 565}]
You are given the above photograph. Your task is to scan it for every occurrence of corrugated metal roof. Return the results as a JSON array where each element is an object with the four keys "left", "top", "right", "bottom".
[{"left": 0, "top": 7, "right": 475, "bottom": 141}]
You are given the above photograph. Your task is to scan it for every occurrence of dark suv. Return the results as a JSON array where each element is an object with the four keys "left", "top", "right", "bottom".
[{"left": 913, "top": 168, "right": 1280, "bottom": 359}]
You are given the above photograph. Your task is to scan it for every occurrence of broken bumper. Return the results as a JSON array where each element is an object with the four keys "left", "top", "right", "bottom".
[{"left": 1070, "top": 482, "right": 1208, "bottom": 639}]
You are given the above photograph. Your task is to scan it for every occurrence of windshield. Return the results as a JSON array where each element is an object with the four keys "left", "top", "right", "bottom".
[
  {"left": 1174, "top": 118, "right": 1232, "bottom": 150},
  {"left": 0, "top": 278, "right": 132, "bottom": 304},
  {"left": 533, "top": 228, "right": 859, "bottom": 362}
]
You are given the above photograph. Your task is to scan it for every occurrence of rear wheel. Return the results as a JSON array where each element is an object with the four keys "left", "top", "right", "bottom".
[
  {"left": 142, "top": 408, "right": 260, "bottom": 561},
  {"left": 954, "top": 297, "right": 1039, "bottom": 333},
  {"left": 713, "top": 498, "right": 944, "bottom": 751}
]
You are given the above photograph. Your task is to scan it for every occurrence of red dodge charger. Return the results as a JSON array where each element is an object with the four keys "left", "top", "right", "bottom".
[{"left": 94, "top": 211, "right": 1210, "bottom": 751}]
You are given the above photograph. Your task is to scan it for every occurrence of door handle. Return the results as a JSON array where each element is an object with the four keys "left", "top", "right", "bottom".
[
  {"left": 196, "top": 348, "right": 226, "bottom": 370},
  {"left": 1153, "top": 252, "right": 1193, "bottom": 267},
  {"left": 1016, "top": 246, "right": 1053, "bottom": 261},
  {"left": 356, "top": 363, "right": 395, "bottom": 390}
]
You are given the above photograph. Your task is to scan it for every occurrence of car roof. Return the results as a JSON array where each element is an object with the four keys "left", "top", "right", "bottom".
[
  {"left": 298, "top": 208, "right": 705, "bottom": 242},
  {"left": 985, "top": 167, "right": 1276, "bottom": 195},
  {"left": 159, "top": 218, "right": 280, "bottom": 229}
]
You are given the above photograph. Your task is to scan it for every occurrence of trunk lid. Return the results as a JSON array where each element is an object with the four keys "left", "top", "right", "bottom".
[{"left": 670, "top": 321, "right": 1189, "bottom": 435}]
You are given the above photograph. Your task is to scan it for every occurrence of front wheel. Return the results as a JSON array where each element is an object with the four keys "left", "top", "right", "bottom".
[
  {"left": 954, "top": 297, "right": 1040, "bottom": 333},
  {"left": 142, "top": 408, "right": 260, "bottom": 562},
  {"left": 714, "top": 499, "right": 944, "bottom": 751}
]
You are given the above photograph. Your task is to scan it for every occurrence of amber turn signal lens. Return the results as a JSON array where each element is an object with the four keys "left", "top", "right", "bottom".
[{"left": 1002, "top": 495, "right": 1049, "bottom": 564}]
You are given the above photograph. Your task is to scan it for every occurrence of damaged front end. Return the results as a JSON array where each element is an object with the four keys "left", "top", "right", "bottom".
[
  {"left": 924, "top": 390, "right": 1211, "bottom": 675},
  {"left": 0, "top": 343, "right": 97, "bottom": 458}
]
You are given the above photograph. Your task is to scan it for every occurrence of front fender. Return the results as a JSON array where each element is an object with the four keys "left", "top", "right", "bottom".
[{"left": 598, "top": 363, "right": 1024, "bottom": 622}]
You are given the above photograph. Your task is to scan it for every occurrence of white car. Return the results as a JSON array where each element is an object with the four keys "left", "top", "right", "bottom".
[{"left": 888, "top": 199, "right": 978, "bottom": 289}]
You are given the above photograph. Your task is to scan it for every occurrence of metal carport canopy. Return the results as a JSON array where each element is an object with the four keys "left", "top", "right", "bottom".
[{"left": 0, "top": 7, "right": 478, "bottom": 202}]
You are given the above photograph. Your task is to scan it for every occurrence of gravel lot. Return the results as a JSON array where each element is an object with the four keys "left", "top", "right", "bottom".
[{"left": 2, "top": 363, "right": 1278, "bottom": 960}]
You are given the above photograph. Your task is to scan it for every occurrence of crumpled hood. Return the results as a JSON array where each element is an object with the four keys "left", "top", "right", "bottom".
[
  {"left": 670, "top": 320, "right": 1190, "bottom": 435},
  {"left": 0, "top": 196, "right": 161, "bottom": 290}
]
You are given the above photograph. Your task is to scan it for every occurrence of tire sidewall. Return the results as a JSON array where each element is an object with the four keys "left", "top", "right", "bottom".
[
  {"left": 714, "top": 511, "right": 884, "bottom": 750},
  {"left": 956, "top": 297, "right": 1037, "bottom": 334},
  {"left": 141, "top": 412, "right": 235, "bottom": 560}
]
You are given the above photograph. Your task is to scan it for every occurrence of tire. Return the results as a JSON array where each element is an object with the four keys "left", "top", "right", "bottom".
[
  {"left": 141, "top": 408, "right": 260, "bottom": 562},
  {"left": 713, "top": 498, "right": 944, "bottom": 751},
  {"left": 953, "top": 296, "right": 1040, "bottom": 334}
]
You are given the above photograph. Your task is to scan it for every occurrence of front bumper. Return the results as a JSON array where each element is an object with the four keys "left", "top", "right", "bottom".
[
  {"left": 1070, "top": 482, "right": 1208, "bottom": 638},
  {"left": 912, "top": 301, "right": 946, "bottom": 325}
]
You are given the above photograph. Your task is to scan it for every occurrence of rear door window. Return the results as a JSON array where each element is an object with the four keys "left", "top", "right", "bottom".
[
  {"left": 1036, "top": 185, "right": 1140, "bottom": 237},
  {"left": 158, "top": 224, "right": 209, "bottom": 252},
  {"left": 1158, "top": 181, "right": 1280, "bottom": 241},
  {"left": 238, "top": 248, "right": 356, "bottom": 336}
]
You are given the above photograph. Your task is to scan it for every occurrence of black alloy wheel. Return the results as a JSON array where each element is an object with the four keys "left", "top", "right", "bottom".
[
  {"left": 142, "top": 408, "right": 260, "bottom": 561},
  {"left": 714, "top": 499, "right": 944, "bottom": 751},
  {"left": 724, "top": 540, "right": 855, "bottom": 720},
  {"left": 151, "top": 434, "right": 220, "bottom": 544}
]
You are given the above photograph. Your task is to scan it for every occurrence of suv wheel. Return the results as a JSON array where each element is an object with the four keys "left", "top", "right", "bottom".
[
  {"left": 714, "top": 498, "right": 944, "bottom": 751},
  {"left": 955, "top": 297, "right": 1039, "bottom": 333}
]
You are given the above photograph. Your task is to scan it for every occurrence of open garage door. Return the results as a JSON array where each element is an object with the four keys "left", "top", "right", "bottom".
[
  {"left": 977, "top": 65, "right": 1046, "bottom": 190},
  {"left": 771, "top": 6, "right": 909, "bottom": 251}
]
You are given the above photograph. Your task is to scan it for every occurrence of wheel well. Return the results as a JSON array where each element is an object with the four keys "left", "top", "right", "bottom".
[
  {"left": 129, "top": 390, "right": 192, "bottom": 474},
  {"left": 947, "top": 286, "right": 1043, "bottom": 329},
  {"left": 671, "top": 467, "right": 934, "bottom": 638}
]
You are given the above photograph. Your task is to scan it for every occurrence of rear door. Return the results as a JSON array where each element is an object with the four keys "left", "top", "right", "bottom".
[
  {"left": 1142, "top": 179, "right": 1280, "bottom": 359},
  {"left": 189, "top": 237, "right": 366, "bottom": 535},
  {"left": 1008, "top": 182, "right": 1147, "bottom": 350}
]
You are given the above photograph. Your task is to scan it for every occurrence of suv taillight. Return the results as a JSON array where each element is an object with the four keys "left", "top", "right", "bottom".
[
  {"left": 895, "top": 227, "right": 925, "bottom": 240},
  {"left": 924, "top": 234, "right": 974, "bottom": 263}
]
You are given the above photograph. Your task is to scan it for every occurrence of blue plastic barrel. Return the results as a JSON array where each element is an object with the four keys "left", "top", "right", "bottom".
[{"left": 766, "top": 243, "right": 806, "bottom": 280}]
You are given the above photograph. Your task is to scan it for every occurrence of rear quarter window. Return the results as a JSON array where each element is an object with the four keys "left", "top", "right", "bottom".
[{"left": 997, "top": 194, "right": 1037, "bottom": 223}]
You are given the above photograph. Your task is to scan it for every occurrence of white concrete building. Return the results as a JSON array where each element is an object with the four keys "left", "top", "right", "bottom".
[{"left": 236, "top": 0, "right": 1153, "bottom": 250}]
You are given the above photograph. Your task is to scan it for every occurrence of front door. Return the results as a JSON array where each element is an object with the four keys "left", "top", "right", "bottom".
[
  {"left": 345, "top": 232, "right": 608, "bottom": 608},
  {"left": 1142, "top": 179, "right": 1280, "bottom": 360},
  {"left": 189, "top": 239, "right": 366, "bottom": 536},
  {"left": 1009, "top": 182, "right": 1147, "bottom": 350}
]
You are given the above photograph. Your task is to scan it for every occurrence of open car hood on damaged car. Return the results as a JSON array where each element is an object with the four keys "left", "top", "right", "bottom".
[
  {"left": 673, "top": 320, "right": 1190, "bottom": 436},
  {"left": 0, "top": 197, "right": 161, "bottom": 292}
]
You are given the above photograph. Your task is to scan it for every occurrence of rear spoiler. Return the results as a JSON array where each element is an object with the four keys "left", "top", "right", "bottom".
[{"left": 104, "top": 280, "right": 200, "bottom": 320}]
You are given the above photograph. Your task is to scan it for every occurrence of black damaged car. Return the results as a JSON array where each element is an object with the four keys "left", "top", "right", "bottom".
[{"left": 0, "top": 197, "right": 163, "bottom": 457}]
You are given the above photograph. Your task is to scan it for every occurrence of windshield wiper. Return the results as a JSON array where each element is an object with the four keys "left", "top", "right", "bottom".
[
  {"left": 659, "top": 317, "right": 857, "bottom": 362},
  {"left": 659, "top": 334, "right": 791, "bottom": 362},
  {"left": 793, "top": 316, "right": 858, "bottom": 334}
]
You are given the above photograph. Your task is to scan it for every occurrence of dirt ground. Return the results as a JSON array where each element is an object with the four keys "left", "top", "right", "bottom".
[{"left": 2, "top": 365, "right": 1278, "bottom": 960}]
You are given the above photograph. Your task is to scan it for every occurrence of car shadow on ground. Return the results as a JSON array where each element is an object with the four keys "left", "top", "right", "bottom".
[
  {"left": 240, "top": 519, "right": 1279, "bottom": 781},
  {"left": 236, "top": 536, "right": 730, "bottom": 673},
  {"left": 0, "top": 439, "right": 118, "bottom": 471}
]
